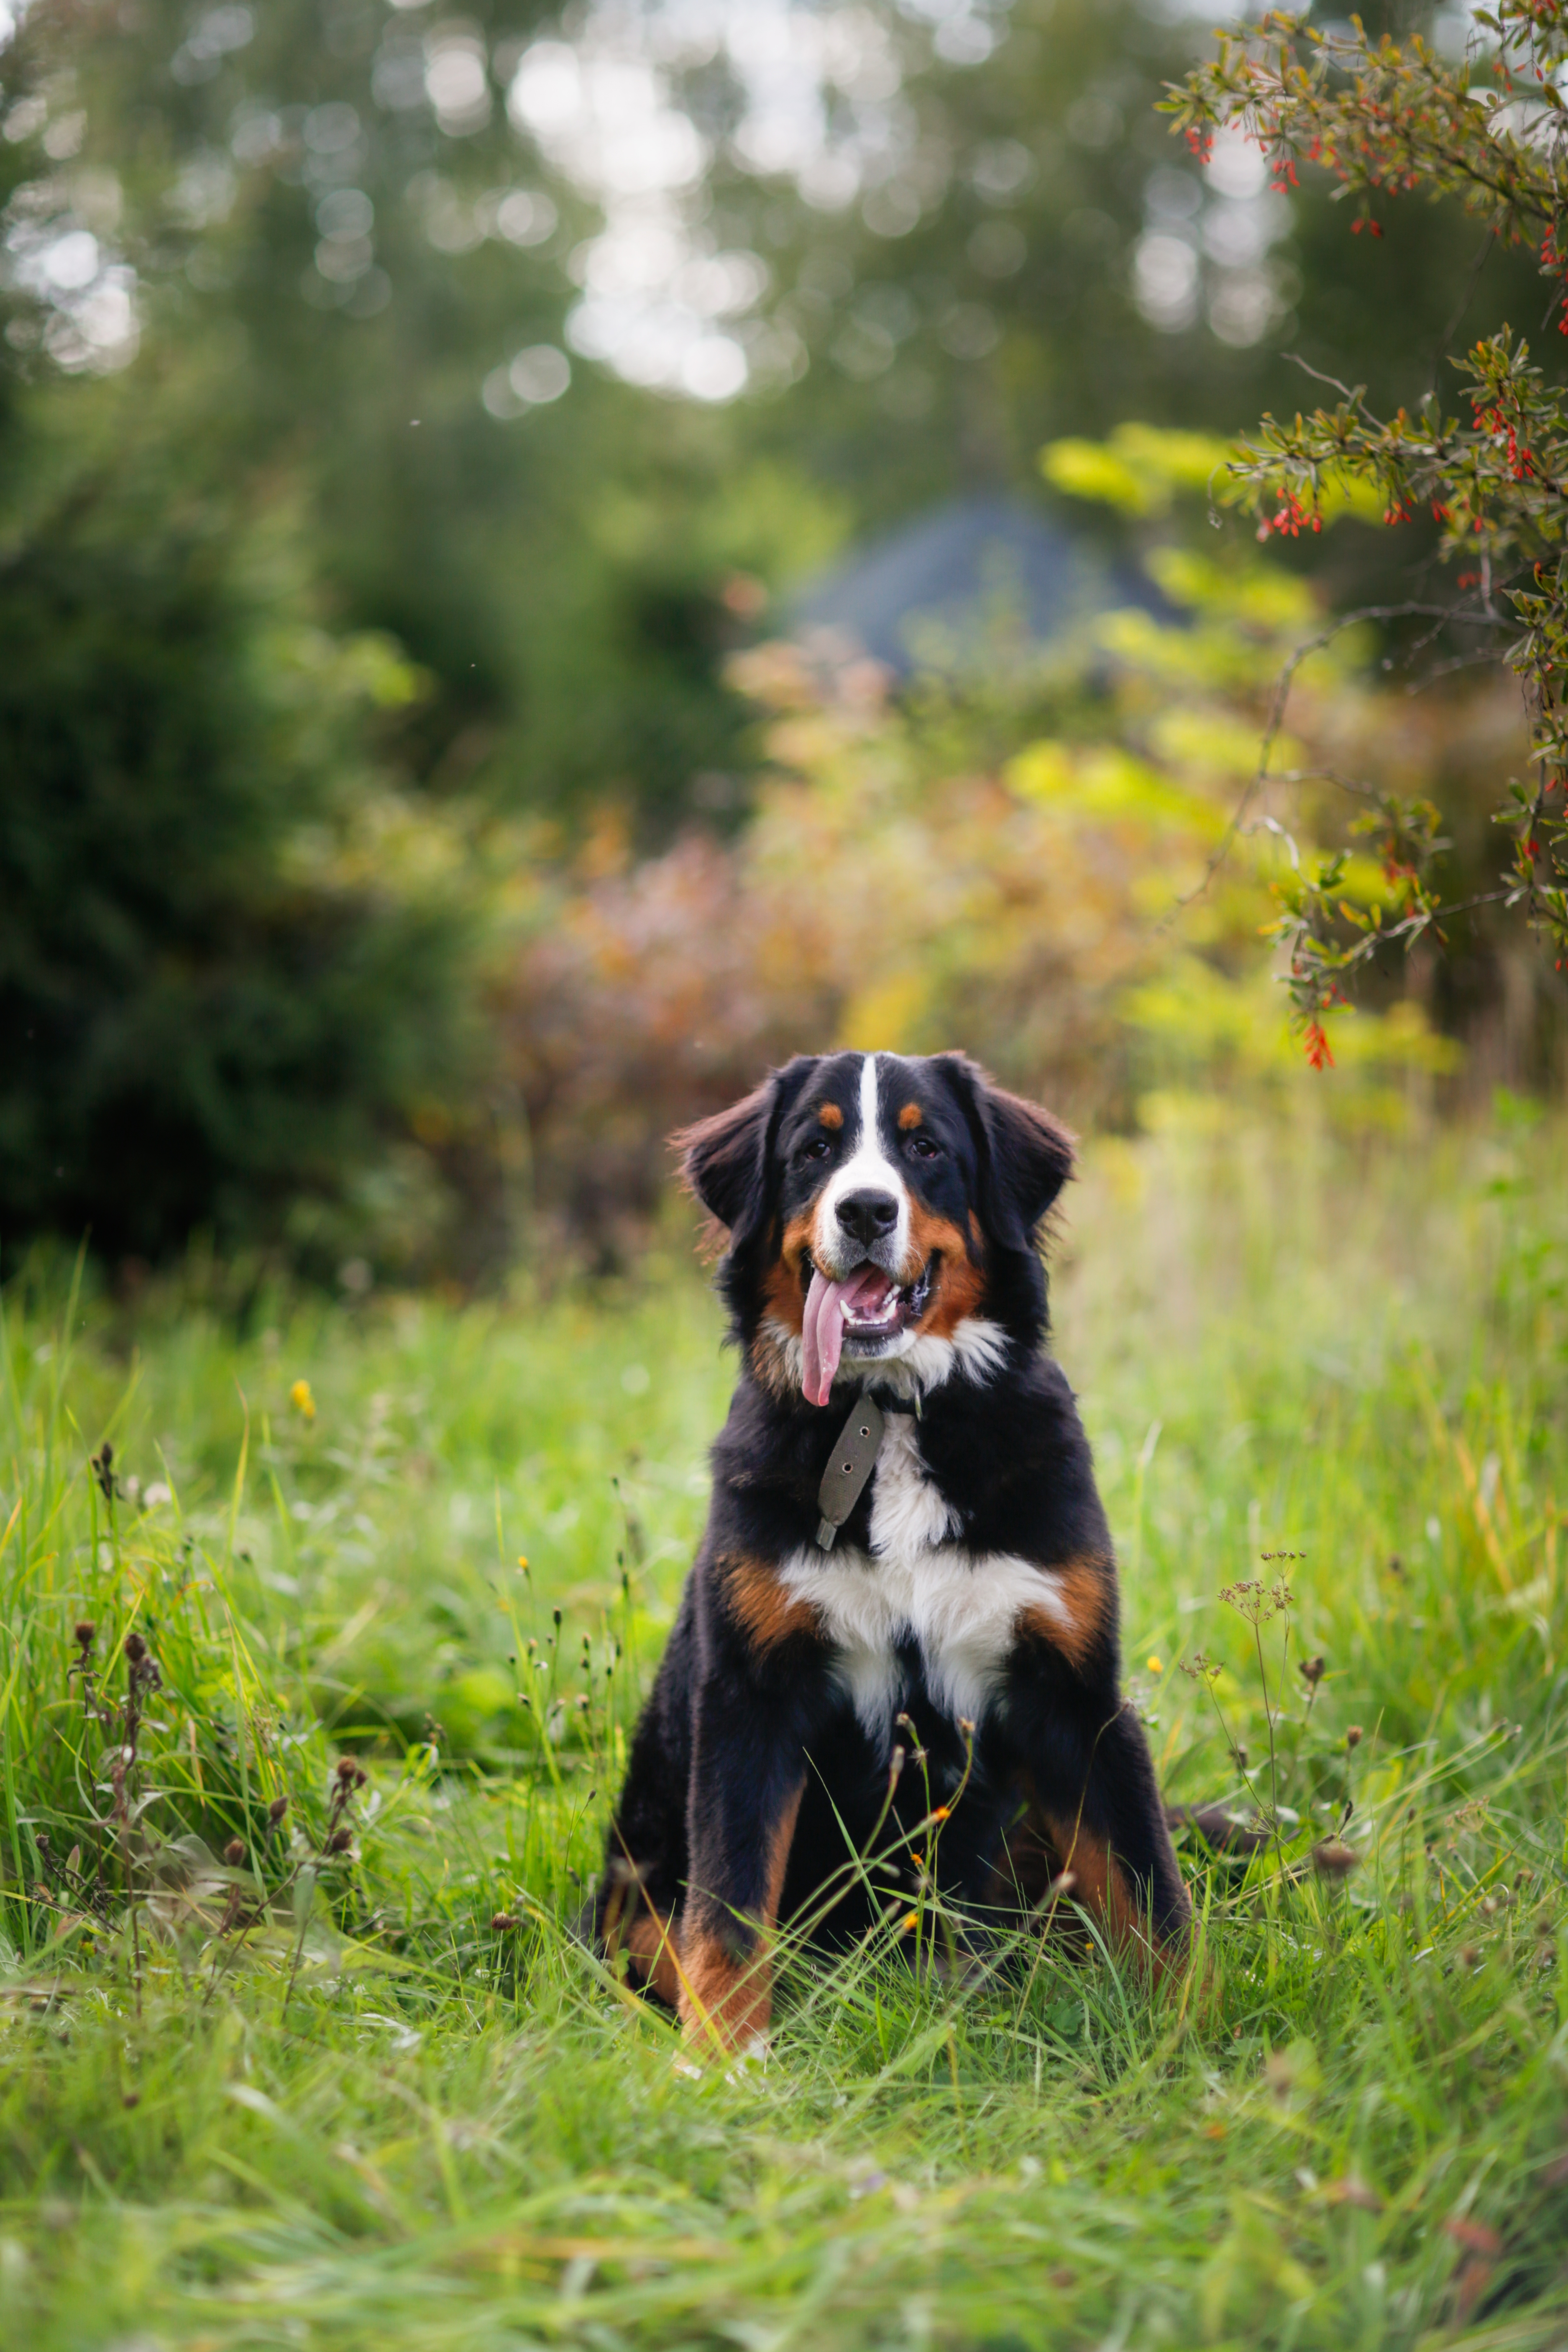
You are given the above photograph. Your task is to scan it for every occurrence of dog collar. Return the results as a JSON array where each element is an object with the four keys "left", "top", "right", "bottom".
[{"left": 815, "top": 1384, "right": 916, "bottom": 1550}]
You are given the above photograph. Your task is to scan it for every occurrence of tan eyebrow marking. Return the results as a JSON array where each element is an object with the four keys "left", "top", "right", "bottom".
[
  {"left": 817, "top": 1102, "right": 844, "bottom": 1130},
  {"left": 898, "top": 1102, "right": 923, "bottom": 1130}
]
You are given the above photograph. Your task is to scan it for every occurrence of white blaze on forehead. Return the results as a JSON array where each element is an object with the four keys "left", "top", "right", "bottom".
[{"left": 814, "top": 1052, "right": 911, "bottom": 1276}]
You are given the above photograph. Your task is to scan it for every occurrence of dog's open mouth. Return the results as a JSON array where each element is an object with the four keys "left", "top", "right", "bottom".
[{"left": 800, "top": 1257, "right": 934, "bottom": 1406}]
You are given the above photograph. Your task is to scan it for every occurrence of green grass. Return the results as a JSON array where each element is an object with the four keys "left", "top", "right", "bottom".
[{"left": 2, "top": 1105, "right": 1566, "bottom": 2351}]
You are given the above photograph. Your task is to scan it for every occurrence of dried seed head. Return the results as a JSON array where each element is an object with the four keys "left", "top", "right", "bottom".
[
  {"left": 224, "top": 1838, "right": 246, "bottom": 1866},
  {"left": 491, "top": 1912, "right": 520, "bottom": 1932},
  {"left": 124, "top": 1631, "right": 147, "bottom": 1664},
  {"left": 1298, "top": 1654, "right": 1326, "bottom": 1686},
  {"left": 336, "top": 1755, "right": 357, "bottom": 1782},
  {"left": 122, "top": 2089, "right": 140, "bottom": 2110},
  {"left": 267, "top": 1795, "right": 289, "bottom": 1825},
  {"left": 1312, "top": 1838, "right": 1359, "bottom": 1879},
  {"left": 1458, "top": 1944, "right": 1481, "bottom": 1967},
  {"left": 1346, "top": 1725, "right": 1363, "bottom": 1749},
  {"left": 326, "top": 1827, "right": 353, "bottom": 1853},
  {"left": 74, "top": 1620, "right": 95, "bottom": 1648}
]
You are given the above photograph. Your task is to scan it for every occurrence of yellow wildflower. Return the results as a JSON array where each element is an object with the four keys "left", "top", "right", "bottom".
[
  {"left": 1146, "top": 1654, "right": 1163, "bottom": 1675},
  {"left": 289, "top": 1379, "right": 316, "bottom": 1422},
  {"left": 901, "top": 1912, "right": 919, "bottom": 1932},
  {"left": 931, "top": 1804, "right": 951, "bottom": 1822}
]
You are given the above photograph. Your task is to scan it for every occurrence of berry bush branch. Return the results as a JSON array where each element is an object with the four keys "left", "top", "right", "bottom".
[{"left": 1164, "top": 7, "right": 1568, "bottom": 1050}]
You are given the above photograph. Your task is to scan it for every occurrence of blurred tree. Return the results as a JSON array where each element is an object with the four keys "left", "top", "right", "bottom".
[
  {"left": 0, "top": 0, "right": 841, "bottom": 836},
  {"left": 673, "top": 0, "right": 1547, "bottom": 566},
  {"left": 2, "top": 0, "right": 1557, "bottom": 1266},
  {"left": 0, "top": 369, "right": 486, "bottom": 1268},
  {"left": 6, "top": 1, "right": 1545, "bottom": 832}
]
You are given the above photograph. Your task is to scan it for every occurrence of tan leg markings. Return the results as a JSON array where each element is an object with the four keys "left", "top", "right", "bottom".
[
  {"left": 1038, "top": 1806, "right": 1175, "bottom": 1981},
  {"left": 680, "top": 1780, "right": 804, "bottom": 2054},
  {"left": 621, "top": 1910, "right": 682, "bottom": 2006},
  {"left": 598, "top": 1852, "right": 685, "bottom": 2007}
]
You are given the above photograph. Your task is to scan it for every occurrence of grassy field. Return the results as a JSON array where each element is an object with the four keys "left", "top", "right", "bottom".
[{"left": 2, "top": 1104, "right": 1566, "bottom": 2352}]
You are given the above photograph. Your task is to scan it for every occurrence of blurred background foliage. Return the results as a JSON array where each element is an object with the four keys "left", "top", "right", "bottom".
[{"left": 0, "top": 0, "right": 1560, "bottom": 1278}]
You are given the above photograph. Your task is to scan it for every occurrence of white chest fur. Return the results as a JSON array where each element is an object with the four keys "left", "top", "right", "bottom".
[{"left": 778, "top": 1413, "right": 1073, "bottom": 1744}]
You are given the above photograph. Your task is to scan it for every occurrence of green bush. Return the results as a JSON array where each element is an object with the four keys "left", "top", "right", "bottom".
[{"left": 0, "top": 405, "right": 484, "bottom": 1270}]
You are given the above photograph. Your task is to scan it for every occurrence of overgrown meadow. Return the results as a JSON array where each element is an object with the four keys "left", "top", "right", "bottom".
[{"left": 2, "top": 1105, "right": 1566, "bottom": 2352}]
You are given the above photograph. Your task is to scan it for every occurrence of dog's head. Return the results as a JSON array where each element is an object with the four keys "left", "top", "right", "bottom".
[{"left": 676, "top": 1052, "right": 1074, "bottom": 1405}]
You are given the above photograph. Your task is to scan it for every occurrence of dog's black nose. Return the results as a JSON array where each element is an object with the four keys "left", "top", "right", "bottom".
[{"left": 836, "top": 1189, "right": 899, "bottom": 1247}]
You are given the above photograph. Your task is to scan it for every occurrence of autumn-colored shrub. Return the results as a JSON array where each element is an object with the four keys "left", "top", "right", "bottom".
[{"left": 500, "top": 439, "right": 1510, "bottom": 1251}]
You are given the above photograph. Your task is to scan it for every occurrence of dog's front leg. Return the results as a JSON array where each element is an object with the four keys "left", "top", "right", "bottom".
[
  {"left": 679, "top": 1671, "right": 806, "bottom": 2059},
  {"left": 1013, "top": 1677, "right": 1192, "bottom": 1974}
]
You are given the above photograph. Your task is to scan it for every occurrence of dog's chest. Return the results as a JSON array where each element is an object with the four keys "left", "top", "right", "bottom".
[{"left": 780, "top": 1414, "right": 1045, "bottom": 1742}]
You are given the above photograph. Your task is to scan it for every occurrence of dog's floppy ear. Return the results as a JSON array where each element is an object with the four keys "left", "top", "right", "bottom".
[
  {"left": 939, "top": 1054, "right": 1074, "bottom": 1251},
  {"left": 674, "top": 1080, "right": 775, "bottom": 1241},
  {"left": 982, "top": 1086, "right": 1074, "bottom": 1246}
]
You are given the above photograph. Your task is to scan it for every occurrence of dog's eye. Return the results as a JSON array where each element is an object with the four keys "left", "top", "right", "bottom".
[
  {"left": 907, "top": 1133, "right": 941, "bottom": 1161},
  {"left": 800, "top": 1135, "right": 832, "bottom": 1162}
]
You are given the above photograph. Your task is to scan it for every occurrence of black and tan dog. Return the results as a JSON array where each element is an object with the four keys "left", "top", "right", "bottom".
[{"left": 591, "top": 1050, "right": 1189, "bottom": 2055}]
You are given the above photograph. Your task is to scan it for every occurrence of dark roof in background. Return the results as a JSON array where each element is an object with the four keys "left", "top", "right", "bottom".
[{"left": 791, "top": 492, "right": 1165, "bottom": 676}]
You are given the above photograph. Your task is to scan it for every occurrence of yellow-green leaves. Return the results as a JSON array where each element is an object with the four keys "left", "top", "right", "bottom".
[{"left": 1040, "top": 423, "right": 1237, "bottom": 516}]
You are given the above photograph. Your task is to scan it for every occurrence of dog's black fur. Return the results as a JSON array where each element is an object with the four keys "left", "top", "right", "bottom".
[{"left": 591, "top": 1051, "right": 1189, "bottom": 2051}]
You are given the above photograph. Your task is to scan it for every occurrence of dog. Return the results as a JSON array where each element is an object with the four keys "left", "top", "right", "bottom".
[{"left": 591, "top": 1049, "right": 1190, "bottom": 2056}]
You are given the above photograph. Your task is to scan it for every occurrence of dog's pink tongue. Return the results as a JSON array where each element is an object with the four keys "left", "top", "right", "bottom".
[
  {"left": 801, "top": 1267, "right": 890, "bottom": 1408},
  {"left": 801, "top": 1269, "right": 845, "bottom": 1408}
]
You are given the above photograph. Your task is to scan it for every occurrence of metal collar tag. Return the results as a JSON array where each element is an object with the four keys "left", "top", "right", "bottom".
[{"left": 815, "top": 1392, "right": 885, "bottom": 1551}]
